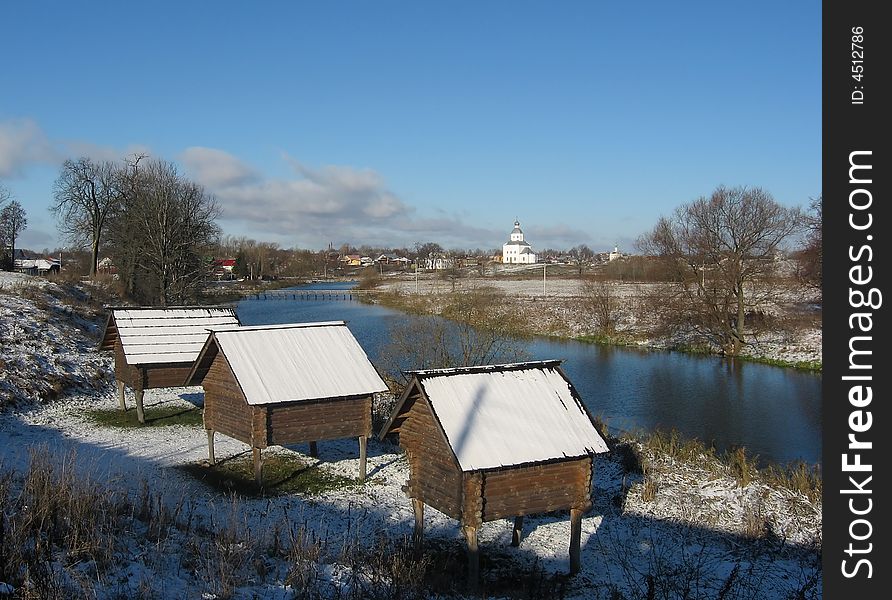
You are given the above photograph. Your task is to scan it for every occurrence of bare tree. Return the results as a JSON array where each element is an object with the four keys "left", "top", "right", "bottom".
[
  {"left": 378, "top": 288, "right": 529, "bottom": 389},
  {"left": 568, "top": 244, "right": 594, "bottom": 275},
  {"left": 118, "top": 159, "right": 221, "bottom": 305},
  {"left": 0, "top": 181, "right": 10, "bottom": 210},
  {"left": 580, "top": 277, "right": 620, "bottom": 336},
  {"left": 796, "top": 195, "right": 822, "bottom": 297},
  {"left": 51, "top": 158, "right": 121, "bottom": 278},
  {"left": 0, "top": 200, "right": 28, "bottom": 270},
  {"left": 638, "top": 185, "right": 802, "bottom": 355}
]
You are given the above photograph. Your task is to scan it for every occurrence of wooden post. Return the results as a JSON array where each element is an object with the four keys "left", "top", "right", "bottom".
[
  {"left": 412, "top": 498, "right": 424, "bottom": 555},
  {"left": 569, "top": 507, "right": 583, "bottom": 575},
  {"left": 461, "top": 472, "right": 484, "bottom": 590},
  {"left": 511, "top": 516, "right": 524, "bottom": 547},
  {"left": 463, "top": 525, "right": 480, "bottom": 590},
  {"left": 358, "top": 435, "right": 368, "bottom": 482},
  {"left": 253, "top": 447, "right": 263, "bottom": 485},
  {"left": 207, "top": 429, "right": 216, "bottom": 464},
  {"left": 117, "top": 380, "right": 126, "bottom": 411},
  {"left": 135, "top": 389, "right": 145, "bottom": 424},
  {"left": 308, "top": 441, "right": 318, "bottom": 458}
]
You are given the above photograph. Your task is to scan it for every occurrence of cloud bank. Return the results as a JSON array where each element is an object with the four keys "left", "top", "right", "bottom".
[{"left": 180, "top": 147, "right": 516, "bottom": 250}]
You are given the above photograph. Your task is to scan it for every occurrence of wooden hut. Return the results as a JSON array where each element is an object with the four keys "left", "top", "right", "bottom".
[
  {"left": 378, "top": 360, "right": 608, "bottom": 584},
  {"left": 99, "top": 306, "right": 240, "bottom": 423},
  {"left": 185, "top": 321, "right": 389, "bottom": 483}
]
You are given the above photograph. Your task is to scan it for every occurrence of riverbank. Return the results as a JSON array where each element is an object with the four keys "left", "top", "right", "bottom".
[
  {"left": 0, "top": 272, "right": 821, "bottom": 598},
  {"left": 369, "top": 272, "right": 822, "bottom": 371}
]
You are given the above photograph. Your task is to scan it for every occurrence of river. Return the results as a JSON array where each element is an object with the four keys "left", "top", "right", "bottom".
[{"left": 236, "top": 281, "right": 822, "bottom": 467}]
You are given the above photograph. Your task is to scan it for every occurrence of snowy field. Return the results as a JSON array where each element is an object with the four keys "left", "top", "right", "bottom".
[
  {"left": 0, "top": 272, "right": 821, "bottom": 598},
  {"left": 376, "top": 273, "right": 822, "bottom": 366}
]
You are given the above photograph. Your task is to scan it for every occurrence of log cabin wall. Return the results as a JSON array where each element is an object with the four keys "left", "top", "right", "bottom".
[
  {"left": 480, "top": 457, "right": 592, "bottom": 522},
  {"left": 202, "top": 351, "right": 255, "bottom": 446},
  {"left": 267, "top": 396, "right": 372, "bottom": 446},
  {"left": 114, "top": 339, "right": 141, "bottom": 388},
  {"left": 398, "top": 392, "right": 463, "bottom": 519},
  {"left": 145, "top": 365, "right": 195, "bottom": 389}
]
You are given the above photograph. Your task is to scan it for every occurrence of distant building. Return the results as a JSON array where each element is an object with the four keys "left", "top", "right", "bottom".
[
  {"left": 608, "top": 246, "right": 622, "bottom": 262},
  {"left": 502, "top": 220, "right": 537, "bottom": 264},
  {"left": 420, "top": 255, "right": 454, "bottom": 270},
  {"left": 14, "top": 257, "right": 61, "bottom": 276}
]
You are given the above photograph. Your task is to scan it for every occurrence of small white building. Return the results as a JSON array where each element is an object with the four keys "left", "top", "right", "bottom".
[
  {"left": 502, "top": 220, "right": 537, "bottom": 264},
  {"left": 608, "top": 246, "right": 622, "bottom": 262}
]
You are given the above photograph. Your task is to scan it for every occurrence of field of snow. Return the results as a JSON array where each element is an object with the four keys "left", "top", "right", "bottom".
[
  {"left": 376, "top": 273, "right": 822, "bottom": 366},
  {"left": 0, "top": 273, "right": 822, "bottom": 599}
]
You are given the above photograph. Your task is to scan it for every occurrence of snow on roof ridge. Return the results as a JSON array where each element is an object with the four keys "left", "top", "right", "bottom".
[
  {"left": 106, "top": 305, "right": 235, "bottom": 310},
  {"left": 210, "top": 321, "right": 347, "bottom": 333},
  {"left": 409, "top": 359, "right": 564, "bottom": 377}
]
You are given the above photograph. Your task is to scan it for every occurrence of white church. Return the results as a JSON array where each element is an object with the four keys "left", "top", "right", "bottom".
[{"left": 502, "top": 220, "right": 538, "bottom": 264}]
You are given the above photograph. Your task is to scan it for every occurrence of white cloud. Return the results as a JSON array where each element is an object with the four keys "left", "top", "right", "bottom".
[
  {"left": 181, "top": 147, "right": 260, "bottom": 188},
  {"left": 182, "top": 146, "right": 601, "bottom": 251},
  {"left": 0, "top": 117, "right": 153, "bottom": 178},
  {"left": 0, "top": 118, "right": 58, "bottom": 176}
]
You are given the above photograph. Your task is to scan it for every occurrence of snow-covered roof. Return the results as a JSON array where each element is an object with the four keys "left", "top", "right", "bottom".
[
  {"left": 102, "top": 307, "right": 240, "bottom": 365},
  {"left": 387, "top": 361, "right": 608, "bottom": 471},
  {"left": 188, "top": 321, "right": 388, "bottom": 405}
]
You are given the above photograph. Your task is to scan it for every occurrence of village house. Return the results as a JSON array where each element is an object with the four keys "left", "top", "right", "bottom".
[
  {"left": 14, "top": 257, "right": 61, "bottom": 276},
  {"left": 419, "top": 254, "right": 455, "bottom": 270},
  {"left": 212, "top": 258, "right": 236, "bottom": 279},
  {"left": 340, "top": 254, "right": 362, "bottom": 267},
  {"left": 502, "top": 220, "right": 537, "bottom": 264},
  {"left": 379, "top": 360, "right": 608, "bottom": 585}
]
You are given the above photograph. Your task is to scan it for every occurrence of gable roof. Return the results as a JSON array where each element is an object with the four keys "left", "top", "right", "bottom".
[
  {"left": 100, "top": 306, "right": 240, "bottom": 365},
  {"left": 381, "top": 361, "right": 608, "bottom": 472},
  {"left": 186, "top": 321, "right": 389, "bottom": 405}
]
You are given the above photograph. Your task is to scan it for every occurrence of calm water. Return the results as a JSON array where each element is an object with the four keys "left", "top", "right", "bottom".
[{"left": 236, "top": 282, "right": 822, "bottom": 466}]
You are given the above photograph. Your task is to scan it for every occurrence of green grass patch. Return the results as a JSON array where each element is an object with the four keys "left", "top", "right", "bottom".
[
  {"left": 179, "top": 451, "right": 359, "bottom": 497},
  {"left": 85, "top": 404, "right": 204, "bottom": 428}
]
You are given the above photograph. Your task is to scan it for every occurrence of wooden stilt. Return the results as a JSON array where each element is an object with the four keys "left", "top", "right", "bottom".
[
  {"left": 412, "top": 498, "right": 424, "bottom": 555},
  {"left": 358, "top": 435, "right": 368, "bottom": 482},
  {"left": 511, "top": 516, "right": 524, "bottom": 547},
  {"left": 463, "top": 525, "right": 479, "bottom": 590},
  {"left": 135, "top": 389, "right": 145, "bottom": 424},
  {"left": 308, "top": 441, "right": 318, "bottom": 458},
  {"left": 569, "top": 507, "right": 583, "bottom": 575},
  {"left": 207, "top": 429, "right": 216, "bottom": 464},
  {"left": 253, "top": 447, "right": 263, "bottom": 485},
  {"left": 117, "top": 380, "right": 126, "bottom": 411}
]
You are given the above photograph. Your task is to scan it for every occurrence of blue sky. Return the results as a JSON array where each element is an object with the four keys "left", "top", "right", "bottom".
[{"left": 1, "top": 1, "right": 821, "bottom": 253}]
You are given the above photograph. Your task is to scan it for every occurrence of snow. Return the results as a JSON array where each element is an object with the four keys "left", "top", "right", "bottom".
[
  {"left": 378, "top": 275, "right": 822, "bottom": 365},
  {"left": 207, "top": 322, "right": 389, "bottom": 405},
  {"left": 0, "top": 274, "right": 822, "bottom": 599},
  {"left": 412, "top": 363, "right": 608, "bottom": 471},
  {"left": 109, "top": 306, "right": 240, "bottom": 365}
]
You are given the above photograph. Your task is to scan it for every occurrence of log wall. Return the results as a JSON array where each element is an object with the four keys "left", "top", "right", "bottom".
[
  {"left": 144, "top": 364, "right": 195, "bottom": 389},
  {"left": 114, "top": 339, "right": 142, "bottom": 388},
  {"left": 480, "top": 457, "right": 592, "bottom": 522},
  {"left": 202, "top": 352, "right": 255, "bottom": 446},
  {"left": 398, "top": 393, "right": 463, "bottom": 519},
  {"left": 268, "top": 396, "right": 371, "bottom": 446}
]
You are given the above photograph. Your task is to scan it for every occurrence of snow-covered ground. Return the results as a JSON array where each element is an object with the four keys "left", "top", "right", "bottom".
[
  {"left": 0, "top": 273, "right": 822, "bottom": 599},
  {"left": 376, "top": 274, "right": 822, "bottom": 366}
]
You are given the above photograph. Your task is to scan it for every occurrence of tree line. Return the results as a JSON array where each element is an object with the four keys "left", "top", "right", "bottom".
[{"left": 51, "top": 155, "right": 220, "bottom": 305}]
